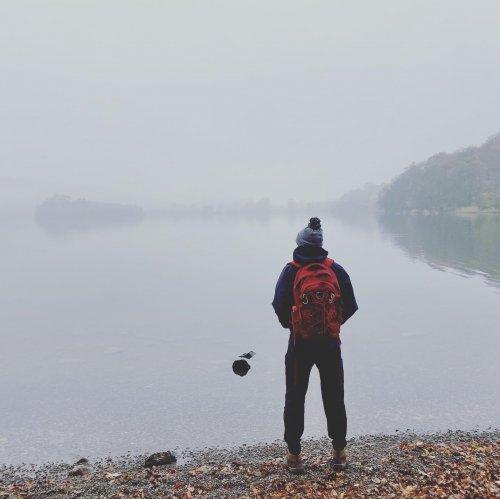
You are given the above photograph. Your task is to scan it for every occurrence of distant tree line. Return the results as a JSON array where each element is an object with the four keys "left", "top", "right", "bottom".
[
  {"left": 331, "top": 183, "right": 381, "bottom": 214},
  {"left": 378, "top": 134, "right": 500, "bottom": 213}
]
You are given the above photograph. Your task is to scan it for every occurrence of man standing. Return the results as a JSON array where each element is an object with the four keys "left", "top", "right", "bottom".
[{"left": 272, "top": 217, "right": 358, "bottom": 473}]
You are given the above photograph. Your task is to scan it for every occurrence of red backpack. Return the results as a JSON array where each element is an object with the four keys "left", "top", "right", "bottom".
[{"left": 290, "top": 258, "right": 342, "bottom": 342}]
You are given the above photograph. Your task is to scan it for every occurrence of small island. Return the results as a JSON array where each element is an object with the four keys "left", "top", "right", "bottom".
[{"left": 35, "top": 195, "right": 144, "bottom": 234}]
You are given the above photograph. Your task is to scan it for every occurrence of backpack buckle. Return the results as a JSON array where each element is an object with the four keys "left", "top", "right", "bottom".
[
  {"left": 329, "top": 292, "right": 335, "bottom": 303},
  {"left": 301, "top": 294, "right": 309, "bottom": 304}
]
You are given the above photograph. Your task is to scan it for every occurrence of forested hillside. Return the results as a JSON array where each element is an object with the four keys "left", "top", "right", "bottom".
[
  {"left": 379, "top": 134, "right": 500, "bottom": 213},
  {"left": 331, "top": 183, "right": 381, "bottom": 214}
]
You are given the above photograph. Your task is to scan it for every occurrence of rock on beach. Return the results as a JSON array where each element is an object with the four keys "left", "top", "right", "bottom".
[
  {"left": 144, "top": 451, "right": 177, "bottom": 468},
  {"left": 68, "top": 464, "right": 92, "bottom": 477}
]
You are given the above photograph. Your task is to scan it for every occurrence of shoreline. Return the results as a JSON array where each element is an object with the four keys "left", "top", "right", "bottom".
[{"left": 1, "top": 429, "right": 498, "bottom": 498}]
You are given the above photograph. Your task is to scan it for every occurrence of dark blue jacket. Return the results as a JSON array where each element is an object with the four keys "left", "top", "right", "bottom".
[{"left": 272, "top": 245, "right": 358, "bottom": 333}]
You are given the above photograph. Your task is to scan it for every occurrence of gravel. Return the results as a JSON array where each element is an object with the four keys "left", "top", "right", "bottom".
[{"left": 0, "top": 429, "right": 498, "bottom": 498}]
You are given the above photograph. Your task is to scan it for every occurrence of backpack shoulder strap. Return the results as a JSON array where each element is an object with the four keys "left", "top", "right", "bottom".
[
  {"left": 289, "top": 261, "right": 301, "bottom": 268},
  {"left": 323, "top": 257, "right": 335, "bottom": 267}
]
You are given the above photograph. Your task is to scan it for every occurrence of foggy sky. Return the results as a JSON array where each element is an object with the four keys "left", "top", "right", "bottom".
[{"left": 1, "top": 0, "right": 500, "bottom": 210}]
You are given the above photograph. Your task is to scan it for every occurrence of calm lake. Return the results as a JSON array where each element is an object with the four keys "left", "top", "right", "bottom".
[{"left": 1, "top": 212, "right": 499, "bottom": 464}]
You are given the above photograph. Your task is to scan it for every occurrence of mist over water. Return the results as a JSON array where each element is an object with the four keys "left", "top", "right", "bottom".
[
  {"left": 2, "top": 1, "right": 500, "bottom": 210},
  {"left": 1, "top": 213, "right": 498, "bottom": 464},
  {"left": 1, "top": 0, "right": 500, "bottom": 468}
]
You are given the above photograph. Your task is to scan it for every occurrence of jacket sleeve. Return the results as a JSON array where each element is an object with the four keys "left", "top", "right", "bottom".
[
  {"left": 271, "top": 264, "right": 296, "bottom": 329},
  {"left": 331, "top": 262, "right": 358, "bottom": 324}
]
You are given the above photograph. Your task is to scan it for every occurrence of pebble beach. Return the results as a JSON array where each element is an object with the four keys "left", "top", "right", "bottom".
[{"left": 1, "top": 429, "right": 498, "bottom": 498}]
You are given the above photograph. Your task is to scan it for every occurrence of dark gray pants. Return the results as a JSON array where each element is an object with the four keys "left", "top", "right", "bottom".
[{"left": 284, "top": 336, "right": 347, "bottom": 455}]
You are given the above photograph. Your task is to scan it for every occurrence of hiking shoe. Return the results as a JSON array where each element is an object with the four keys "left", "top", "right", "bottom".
[
  {"left": 285, "top": 452, "right": 305, "bottom": 474},
  {"left": 331, "top": 448, "right": 347, "bottom": 471}
]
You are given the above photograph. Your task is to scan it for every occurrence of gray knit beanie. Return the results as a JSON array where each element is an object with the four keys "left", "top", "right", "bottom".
[{"left": 296, "top": 217, "right": 323, "bottom": 247}]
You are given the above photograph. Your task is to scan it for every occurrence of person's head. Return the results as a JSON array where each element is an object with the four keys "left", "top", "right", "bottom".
[{"left": 296, "top": 217, "right": 323, "bottom": 247}]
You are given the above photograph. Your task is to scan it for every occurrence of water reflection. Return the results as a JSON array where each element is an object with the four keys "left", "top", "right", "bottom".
[{"left": 378, "top": 213, "right": 500, "bottom": 288}]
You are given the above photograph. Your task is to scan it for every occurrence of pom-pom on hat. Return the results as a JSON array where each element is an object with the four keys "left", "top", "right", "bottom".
[{"left": 296, "top": 217, "right": 323, "bottom": 247}]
